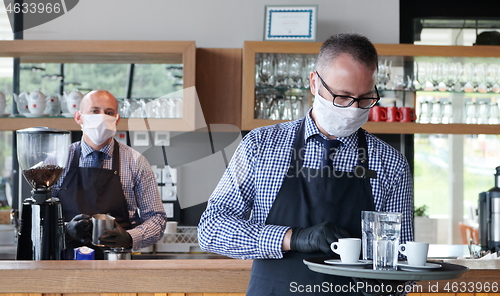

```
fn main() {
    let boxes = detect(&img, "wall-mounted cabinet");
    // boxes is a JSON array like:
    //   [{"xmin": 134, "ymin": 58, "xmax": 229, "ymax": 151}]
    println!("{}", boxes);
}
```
[
  {"xmin": 242, "ymin": 41, "xmax": 500, "ymax": 134},
  {"xmin": 0, "ymin": 40, "xmax": 201, "ymax": 131}
]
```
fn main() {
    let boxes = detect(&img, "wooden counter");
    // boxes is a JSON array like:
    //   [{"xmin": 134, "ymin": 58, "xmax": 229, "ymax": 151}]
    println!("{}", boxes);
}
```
[{"xmin": 0, "ymin": 259, "xmax": 499, "ymax": 296}]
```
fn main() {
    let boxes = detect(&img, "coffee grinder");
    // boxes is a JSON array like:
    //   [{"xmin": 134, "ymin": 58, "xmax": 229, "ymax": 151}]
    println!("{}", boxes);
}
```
[
  {"xmin": 478, "ymin": 166, "xmax": 500, "ymax": 252},
  {"xmin": 16, "ymin": 127, "xmax": 71, "ymax": 260}
]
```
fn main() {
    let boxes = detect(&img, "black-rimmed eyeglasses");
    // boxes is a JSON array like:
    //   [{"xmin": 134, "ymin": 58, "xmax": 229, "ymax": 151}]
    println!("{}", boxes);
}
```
[{"xmin": 316, "ymin": 71, "xmax": 380, "ymax": 109}]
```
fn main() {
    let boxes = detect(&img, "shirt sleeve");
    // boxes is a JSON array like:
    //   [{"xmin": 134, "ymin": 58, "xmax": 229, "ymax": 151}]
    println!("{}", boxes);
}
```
[
  {"xmin": 127, "ymin": 153, "xmax": 167, "ymax": 251},
  {"xmin": 383, "ymin": 157, "xmax": 414, "ymax": 245},
  {"xmin": 198, "ymin": 131, "xmax": 290, "ymax": 260}
]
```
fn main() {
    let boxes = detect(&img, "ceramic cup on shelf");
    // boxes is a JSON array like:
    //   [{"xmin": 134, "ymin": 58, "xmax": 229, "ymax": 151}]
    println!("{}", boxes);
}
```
[
  {"xmin": 386, "ymin": 106, "xmax": 402, "ymax": 122},
  {"xmin": 400, "ymin": 107, "xmax": 417, "ymax": 122},
  {"xmin": 369, "ymin": 106, "xmax": 387, "ymax": 122}
]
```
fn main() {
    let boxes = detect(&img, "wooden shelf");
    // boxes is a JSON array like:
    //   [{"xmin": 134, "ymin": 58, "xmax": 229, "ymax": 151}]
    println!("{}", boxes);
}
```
[
  {"xmin": 0, "ymin": 40, "xmax": 205, "ymax": 132},
  {"xmin": 0, "ymin": 40, "xmax": 195, "ymax": 64},
  {"xmin": 0, "ymin": 117, "xmax": 205, "ymax": 132},
  {"xmin": 242, "ymin": 41, "xmax": 500, "ymax": 134}
]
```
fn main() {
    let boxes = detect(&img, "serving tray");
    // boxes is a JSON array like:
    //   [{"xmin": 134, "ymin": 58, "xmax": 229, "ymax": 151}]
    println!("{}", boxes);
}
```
[{"xmin": 303, "ymin": 257, "xmax": 469, "ymax": 281}]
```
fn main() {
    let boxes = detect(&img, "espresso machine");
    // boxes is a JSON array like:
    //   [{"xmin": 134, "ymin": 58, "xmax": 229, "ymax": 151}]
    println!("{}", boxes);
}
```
[
  {"xmin": 478, "ymin": 166, "xmax": 500, "ymax": 252},
  {"xmin": 16, "ymin": 127, "xmax": 71, "ymax": 260}
]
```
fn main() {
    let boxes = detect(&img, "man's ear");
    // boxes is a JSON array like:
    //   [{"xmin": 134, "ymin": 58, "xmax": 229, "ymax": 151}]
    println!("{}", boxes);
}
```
[
  {"xmin": 309, "ymin": 71, "xmax": 318, "ymax": 96},
  {"xmin": 115, "ymin": 114, "xmax": 121, "ymax": 126},
  {"xmin": 74, "ymin": 110, "xmax": 83, "ymax": 125}
]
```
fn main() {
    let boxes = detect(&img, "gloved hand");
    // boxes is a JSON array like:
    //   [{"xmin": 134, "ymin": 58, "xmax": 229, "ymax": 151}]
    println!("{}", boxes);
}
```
[
  {"xmin": 66, "ymin": 214, "xmax": 93, "ymax": 244},
  {"xmin": 290, "ymin": 221, "xmax": 350, "ymax": 256},
  {"xmin": 352, "ymin": 278, "xmax": 408, "ymax": 296},
  {"xmin": 99, "ymin": 221, "xmax": 132, "ymax": 248}
]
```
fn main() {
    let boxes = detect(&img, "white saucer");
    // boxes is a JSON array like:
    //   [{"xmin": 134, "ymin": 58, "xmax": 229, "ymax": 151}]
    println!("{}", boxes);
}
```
[
  {"xmin": 61, "ymin": 112, "xmax": 74, "ymax": 117},
  {"xmin": 0, "ymin": 113, "xmax": 10, "ymax": 118},
  {"xmin": 398, "ymin": 261, "xmax": 442, "ymax": 272},
  {"xmin": 324, "ymin": 259, "xmax": 372, "ymax": 266},
  {"xmin": 23, "ymin": 113, "xmax": 50, "ymax": 118}
]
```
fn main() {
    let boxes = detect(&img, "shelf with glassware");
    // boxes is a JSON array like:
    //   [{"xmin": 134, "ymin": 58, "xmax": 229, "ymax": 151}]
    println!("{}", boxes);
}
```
[
  {"xmin": 242, "ymin": 41, "xmax": 500, "ymax": 134},
  {"xmin": 0, "ymin": 40, "xmax": 201, "ymax": 132}
]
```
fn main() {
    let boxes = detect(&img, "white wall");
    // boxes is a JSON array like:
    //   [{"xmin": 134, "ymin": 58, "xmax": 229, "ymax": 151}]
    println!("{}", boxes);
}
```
[{"xmin": 23, "ymin": 0, "xmax": 399, "ymax": 47}]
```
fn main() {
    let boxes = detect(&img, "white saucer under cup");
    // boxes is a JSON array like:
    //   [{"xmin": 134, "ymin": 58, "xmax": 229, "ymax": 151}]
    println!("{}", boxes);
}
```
[
  {"xmin": 330, "ymin": 238, "xmax": 361, "ymax": 264},
  {"xmin": 398, "ymin": 241, "xmax": 429, "ymax": 267}
]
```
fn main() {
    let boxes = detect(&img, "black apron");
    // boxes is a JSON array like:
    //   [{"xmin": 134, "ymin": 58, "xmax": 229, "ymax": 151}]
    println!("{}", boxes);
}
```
[
  {"xmin": 58, "ymin": 140, "xmax": 132, "ymax": 259},
  {"xmin": 247, "ymin": 120, "xmax": 375, "ymax": 295}
]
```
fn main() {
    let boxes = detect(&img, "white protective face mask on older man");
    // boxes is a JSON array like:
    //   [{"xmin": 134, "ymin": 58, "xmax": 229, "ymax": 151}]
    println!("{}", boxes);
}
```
[
  {"xmin": 80, "ymin": 113, "xmax": 118, "ymax": 145},
  {"xmin": 312, "ymin": 85, "xmax": 370, "ymax": 138}
]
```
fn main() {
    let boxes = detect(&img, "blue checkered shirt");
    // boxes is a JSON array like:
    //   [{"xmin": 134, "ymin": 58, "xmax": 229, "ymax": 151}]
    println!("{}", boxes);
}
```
[
  {"xmin": 53, "ymin": 139, "xmax": 167, "ymax": 251},
  {"xmin": 198, "ymin": 111, "xmax": 413, "ymax": 260}
]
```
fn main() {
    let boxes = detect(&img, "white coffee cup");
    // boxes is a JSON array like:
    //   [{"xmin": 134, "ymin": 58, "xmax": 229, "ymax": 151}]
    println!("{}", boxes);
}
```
[
  {"xmin": 398, "ymin": 241, "xmax": 429, "ymax": 266},
  {"xmin": 330, "ymin": 238, "xmax": 361, "ymax": 264}
]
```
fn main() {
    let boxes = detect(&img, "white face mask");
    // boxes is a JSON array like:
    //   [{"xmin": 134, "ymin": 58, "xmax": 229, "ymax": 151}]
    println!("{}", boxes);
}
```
[
  {"xmin": 312, "ymin": 87, "xmax": 369, "ymax": 138},
  {"xmin": 80, "ymin": 113, "xmax": 118, "ymax": 145}
]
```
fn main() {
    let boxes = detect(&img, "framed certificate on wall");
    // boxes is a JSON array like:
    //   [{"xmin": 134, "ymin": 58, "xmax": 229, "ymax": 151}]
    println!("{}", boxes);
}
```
[{"xmin": 264, "ymin": 5, "xmax": 317, "ymax": 41}]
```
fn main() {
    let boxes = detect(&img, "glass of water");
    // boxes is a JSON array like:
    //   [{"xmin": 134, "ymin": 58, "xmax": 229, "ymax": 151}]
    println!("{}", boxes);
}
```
[
  {"xmin": 373, "ymin": 212, "xmax": 401, "ymax": 271},
  {"xmin": 361, "ymin": 211, "xmax": 378, "ymax": 260}
]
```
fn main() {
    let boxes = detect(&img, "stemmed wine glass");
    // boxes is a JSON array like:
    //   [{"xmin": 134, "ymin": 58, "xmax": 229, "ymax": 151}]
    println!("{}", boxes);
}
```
[
  {"xmin": 288, "ymin": 54, "xmax": 303, "ymax": 88},
  {"xmin": 258, "ymin": 53, "xmax": 274, "ymax": 87},
  {"xmin": 301, "ymin": 55, "xmax": 316, "ymax": 89},
  {"xmin": 274, "ymin": 54, "xmax": 289, "ymax": 88}
]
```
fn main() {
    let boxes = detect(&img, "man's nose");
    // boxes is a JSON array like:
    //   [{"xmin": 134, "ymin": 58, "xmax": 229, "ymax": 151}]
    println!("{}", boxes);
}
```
[{"xmin": 350, "ymin": 101, "xmax": 360, "ymax": 108}]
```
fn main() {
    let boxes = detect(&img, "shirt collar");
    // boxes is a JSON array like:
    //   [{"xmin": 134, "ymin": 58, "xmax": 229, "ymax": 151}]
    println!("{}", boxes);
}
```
[
  {"xmin": 81, "ymin": 138, "xmax": 114, "ymax": 158},
  {"xmin": 304, "ymin": 107, "xmax": 359, "ymax": 150}
]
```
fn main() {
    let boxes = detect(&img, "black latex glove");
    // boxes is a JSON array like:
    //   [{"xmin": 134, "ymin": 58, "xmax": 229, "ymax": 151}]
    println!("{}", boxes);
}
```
[
  {"xmin": 99, "ymin": 221, "xmax": 132, "ymax": 248},
  {"xmin": 352, "ymin": 278, "xmax": 408, "ymax": 296},
  {"xmin": 66, "ymin": 214, "xmax": 93, "ymax": 244},
  {"xmin": 290, "ymin": 221, "xmax": 350, "ymax": 256}
]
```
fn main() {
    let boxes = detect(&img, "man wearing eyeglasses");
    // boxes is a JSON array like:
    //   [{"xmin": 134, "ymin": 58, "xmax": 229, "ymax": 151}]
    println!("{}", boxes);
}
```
[{"xmin": 199, "ymin": 33, "xmax": 413, "ymax": 295}]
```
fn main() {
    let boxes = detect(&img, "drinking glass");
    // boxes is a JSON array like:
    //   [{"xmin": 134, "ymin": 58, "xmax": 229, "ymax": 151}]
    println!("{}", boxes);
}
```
[
  {"xmin": 489, "ymin": 102, "xmax": 499, "ymax": 124},
  {"xmin": 444, "ymin": 62, "xmax": 460, "ymax": 92},
  {"xmin": 476, "ymin": 63, "xmax": 489, "ymax": 93},
  {"xmin": 268, "ymin": 98, "xmax": 280, "ymax": 120},
  {"xmin": 465, "ymin": 101, "xmax": 477, "ymax": 124},
  {"xmin": 441, "ymin": 101, "xmax": 453, "ymax": 124},
  {"xmin": 373, "ymin": 212, "xmax": 401, "ymax": 271},
  {"xmin": 418, "ymin": 100, "xmax": 431, "ymax": 124},
  {"xmin": 274, "ymin": 54, "xmax": 289, "ymax": 88},
  {"xmin": 377, "ymin": 60, "xmax": 391, "ymax": 89},
  {"xmin": 258, "ymin": 53, "xmax": 274, "ymax": 87},
  {"xmin": 281, "ymin": 95, "xmax": 293, "ymax": 120},
  {"xmin": 290, "ymin": 95, "xmax": 304, "ymax": 120},
  {"xmin": 361, "ymin": 211, "xmax": 378, "ymax": 260},
  {"xmin": 430, "ymin": 101, "xmax": 442, "ymax": 124},
  {"xmin": 463, "ymin": 63, "xmax": 479, "ymax": 92},
  {"xmin": 301, "ymin": 55, "xmax": 316, "ymax": 89},
  {"xmin": 477, "ymin": 101, "xmax": 490, "ymax": 124},
  {"xmin": 288, "ymin": 54, "xmax": 303, "ymax": 88}
]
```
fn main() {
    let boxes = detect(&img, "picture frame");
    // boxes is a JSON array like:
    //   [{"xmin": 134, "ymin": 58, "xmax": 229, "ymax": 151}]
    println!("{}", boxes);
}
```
[{"xmin": 263, "ymin": 5, "xmax": 317, "ymax": 41}]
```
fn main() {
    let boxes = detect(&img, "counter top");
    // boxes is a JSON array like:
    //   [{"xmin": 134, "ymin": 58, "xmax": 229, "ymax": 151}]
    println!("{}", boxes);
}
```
[
  {"xmin": 0, "ymin": 259, "xmax": 253, "ymax": 293},
  {"xmin": 0, "ymin": 258, "xmax": 498, "ymax": 293}
]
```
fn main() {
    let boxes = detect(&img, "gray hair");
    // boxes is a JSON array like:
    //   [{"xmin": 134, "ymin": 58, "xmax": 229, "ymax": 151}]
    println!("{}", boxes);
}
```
[{"xmin": 315, "ymin": 33, "xmax": 378, "ymax": 72}]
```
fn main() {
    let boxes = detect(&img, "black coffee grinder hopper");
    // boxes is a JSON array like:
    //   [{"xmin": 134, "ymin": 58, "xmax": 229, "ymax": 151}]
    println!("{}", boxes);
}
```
[{"xmin": 16, "ymin": 127, "xmax": 71, "ymax": 260}]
